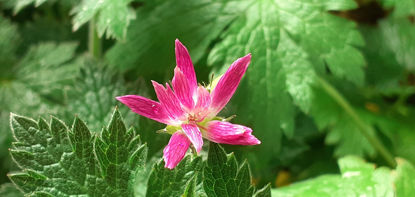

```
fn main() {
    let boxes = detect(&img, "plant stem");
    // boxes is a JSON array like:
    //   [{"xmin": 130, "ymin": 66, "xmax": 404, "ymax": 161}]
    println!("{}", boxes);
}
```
[
  {"xmin": 88, "ymin": 18, "xmax": 102, "ymax": 59},
  {"xmin": 317, "ymin": 77, "xmax": 397, "ymax": 168}
]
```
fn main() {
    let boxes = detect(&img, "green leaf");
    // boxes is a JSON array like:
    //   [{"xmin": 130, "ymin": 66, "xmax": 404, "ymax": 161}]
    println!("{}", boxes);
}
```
[
  {"xmin": 71, "ymin": 0, "xmax": 135, "ymax": 40},
  {"xmin": 106, "ymin": 0, "xmax": 247, "ymax": 74},
  {"xmin": 272, "ymin": 156, "xmax": 398, "ymax": 197},
  {"xmin": 65, "ymin": 60, "xmax": 137, "ymax": 132},
  {"xmin": 13, "ymin": 0, "xmax": 47, "ymax": 13},
  {"xmin": 0, "ymin": 183, "xmax": 24, "ymax": 197},
  {"xmin": 146, "ymin": 156, "xmax": 203, "ymax": 197},
  {"xmin": 0, "ymin": 16, "xmax": 20, "ymax": 75},
  {"xmin": 379, "ymin": 18, "xmax": 415, "ymax": 72},
  {"xmin": 8, "ymin": 108, "xmax": 147, "ymax": 196},
  {"xmin": 394, "ymin": 159, "xmax": 415, "ymax": 197},
  {"xmin": 310, "ymin": 86, "xmax": 376, "ymax": 157},
  {"xmin": 380, "ymin": 0, "xmax": 415, "ymax": 18},
  {"xmin": 208, "ymin": 0, "xmax": 362, "ymax": 176},
  {"xmin": 359, "ymin": 24, "xmax": 403, "ymax": 92},
  {"xmin": 203, "ymin": 143, "xmax": 269, "ymax": 197},
  {"xmin": 253, "ymin": 184, "xmax": 271, "ymax": 197}
]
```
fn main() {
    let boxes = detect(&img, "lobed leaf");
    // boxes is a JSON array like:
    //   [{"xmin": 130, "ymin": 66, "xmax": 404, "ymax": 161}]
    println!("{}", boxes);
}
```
[
  {"xmin": 8, "ymin": 108, "xmax": 147, "ymax": 196},
  {"xmin": 203, "ymin": 143, "xmax": 270, "ymax": 197}
]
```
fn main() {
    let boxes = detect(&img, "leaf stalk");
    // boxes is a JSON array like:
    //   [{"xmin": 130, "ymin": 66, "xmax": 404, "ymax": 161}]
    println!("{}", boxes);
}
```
[{"xmin": 317, "ymin": 77, "xmax": 396, "ymax": 168}]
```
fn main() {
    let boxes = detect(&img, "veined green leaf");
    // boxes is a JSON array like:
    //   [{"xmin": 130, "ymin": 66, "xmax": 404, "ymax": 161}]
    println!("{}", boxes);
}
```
[
  {"xmin": 65, "ymin": 60, "xmax": 137, "ymax": 132},
  {"xmin": 8, "ymin": 109, "xmax": 147, "ymax": 196},
  {"xmin": 71, "ymin": 0, "xmax": 135, "ymax": 40},
  {"xmin": 146, "ymin": 156, "xmax": 203, "ymax": 197},
  {"xmin": 203, "ymin": 143, "xmax": 270, "ymax": 197},
  {"xmin": 106, "ymin": 0, "xmax": 248, "ymax": 75},
  {"xmin": 208, "ymin": 0, "xmax": 362, "ymax": 176},
  {"xmin": 271, "ymin": 156, "xmax": 415, "ymax": 197}
]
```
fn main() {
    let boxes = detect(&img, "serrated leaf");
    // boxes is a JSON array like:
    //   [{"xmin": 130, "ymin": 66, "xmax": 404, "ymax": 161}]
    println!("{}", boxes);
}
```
[
  {"xmin": 272, "ymin": 156, "xmax": 397, "ymax": 197},
  {"xmin": 203, "ymin": 143, "xmax": 269, "ymax": 197},
  {"xmin": 65, "ymin": 60, "xmax": 137, "ymax": 132},
  {"xmin": 253, "ymin": 184, "xmax": 271, "ymax": 197},
  {"xmin": 106, "ymin": 0, "xmax": 247, "ymax": 74},
  {"xmin": 13, "ymin": 0, "xmax": 47, "ymax": 13},
  {"xmin": 146, "ymin": 156, "xmax": 203, "ymax": 197},
  {"xmin": 71, "ymin": 0, "xmax": 135, "ymax": 40},
  {"xmin": 208, "ymin": 0, "xmax": 362, "ymax": 177},
  {"xmin": 8, "ymin": 108, "xmax": 147, "ymax": 196},
  {"xmin": 310, "ymin": 86, "xmax": 376, "ymax": 157}
]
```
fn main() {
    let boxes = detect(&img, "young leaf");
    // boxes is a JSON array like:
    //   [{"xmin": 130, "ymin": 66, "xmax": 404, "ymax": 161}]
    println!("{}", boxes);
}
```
[
  {"xmin": 203, "ymin": 143, "xmax": 270, "ymax": 197},
  {"xmin": 146, "ymin": 156, "xmax": 203, "ymax": 197},
  {"xmin": 271, "ymin": 156, "xmax": 402, "ymax": 197},
  {"xmin": 71, "ymin": 0, "xmax": 135, "ymax": 40},
  {"xmin": 8, "ymin": 108, "xmax": 147, "ymax": 196},
  {"xmin": 106, "ymin": 0, "xmax": 248, "ymax": 74}
]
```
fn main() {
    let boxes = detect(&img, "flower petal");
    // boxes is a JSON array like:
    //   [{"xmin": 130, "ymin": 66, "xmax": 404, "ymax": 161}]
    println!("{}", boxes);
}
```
[
  {"xmin": 210, "ymin": 54, "xmax": 251, "ymax": 116},
  {"xmin": 152, "ymin": 81, "xmax": 185, "ymax": 122},
  {"xmin": 182, "ymin": 124, "xmax": 203, "ymax": 153},
  {"xmin": 172, "ymin": 67, "xmax": 195, "ymax": 110},
  {"xmin": 116, "ymin": 95, "xmax": 171, "ymax": 124},
  {"xmin": 163, "ymin": 131, "xmax": 191, "ymax": 169},
  {"xmin": 195, "ymin": 86, "xmax": 211, "ymax": 110},
  {"xmin": 206, "ymin": 120, "xmax": 260, "ymax": 145},
  {"xmin": 175, "ymin": 39, "xmax": 197, "ymax": 90}
]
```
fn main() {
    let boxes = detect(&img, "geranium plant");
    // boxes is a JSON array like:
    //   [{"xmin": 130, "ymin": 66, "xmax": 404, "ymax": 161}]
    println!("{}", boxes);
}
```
[{"xmin": 1, "ymin": 0, "xmax": 415, "ymax": 196}]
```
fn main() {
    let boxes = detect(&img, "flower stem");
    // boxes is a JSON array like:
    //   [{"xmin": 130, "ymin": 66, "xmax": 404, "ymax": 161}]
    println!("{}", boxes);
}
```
[
  {"xmin": 88, "ymin": 18, "xmax": 102, "ymax": 59},
  {"xmin": 317, "ymin": 77, "xmax": 396, "ymax": 168}
]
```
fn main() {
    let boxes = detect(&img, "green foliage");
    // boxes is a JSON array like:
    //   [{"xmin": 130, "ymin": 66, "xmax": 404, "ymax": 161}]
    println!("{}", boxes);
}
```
[
  {"xmin": 380, "ymin": 0, "xmax": 415, "ymax": 18},
  {"xmin": 106, "ymin": 0, "xmax": 247, "ymax": 75},
  {"xmin": 203, "ymin": 143, "xmax": 270, "ymax": 197},
  {"xmin": 72, "ymin": 0, "xmax": 135, "ymax": 40},
  {"xmin": 65, "ymin": 61, "xmax": 137, "ymax": 132},
  {"xmin": 146, "ymin": 156, "xmax": 203, "ymax": 197},
  {"xmin": 272, "ymin": 156, "xmax": 415, "ymax": 197},
  {"xmin": 8, "ymin": 109, "xmax": 147, "ymax": 196},
  {"xmin": 208, "ymin": 0, "xmax": 364, "ymax": 176},
  {"xmin": 2, "ymin": 0, "xmax": 415, "ymax": 195}
]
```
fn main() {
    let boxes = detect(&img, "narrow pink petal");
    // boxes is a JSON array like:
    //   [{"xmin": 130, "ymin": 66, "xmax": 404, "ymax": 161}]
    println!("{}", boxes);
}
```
[
  {"xmin": 116, "ymin": 95, "xmax": 171, "ymax": 124},
  {"xmin": 172, "ymin": 67, "xmax": 195, "ymax": 110},
  {"xmin": 163, "ymin": 132, "xmax": 191, "ymax": 169},
  {"xmin": 175, "ymin": 39, "xmax": 197, "ymax": 90},
  {"xmin": 182, "ymin": 124, "xmax": 203, "ymax": 153},
  {"xmin": 152, "ymin": 81, "xmax": 185, "ymax": 121},
  {"xmin": 195, "ymin": 86, "xmax": 211, "ymax": 110},
  {"xmin": 210, "ymin": 54, "xmax": 251, "ymax": 116},
  {"xmin": 206, "ymin": 120, "xmax": 260, "ymax": 145}
]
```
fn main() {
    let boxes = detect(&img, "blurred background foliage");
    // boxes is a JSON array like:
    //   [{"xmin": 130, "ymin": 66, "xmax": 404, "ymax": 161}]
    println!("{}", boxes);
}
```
[{"xmin": 0, "ymin": 0, "xmax": 414, "ymax": 192}]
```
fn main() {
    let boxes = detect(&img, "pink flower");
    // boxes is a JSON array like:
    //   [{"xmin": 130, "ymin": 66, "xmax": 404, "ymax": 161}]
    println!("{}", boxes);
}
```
[{"xmin": 117, "ymin": 39, "xmax": 260, "ymax": 169}]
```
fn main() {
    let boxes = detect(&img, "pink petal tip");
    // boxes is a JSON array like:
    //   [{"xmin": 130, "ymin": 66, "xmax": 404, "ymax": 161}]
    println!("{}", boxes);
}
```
[{"xmin": 206, "ymin": 120, "xmax": 260, "ymax": 145}]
